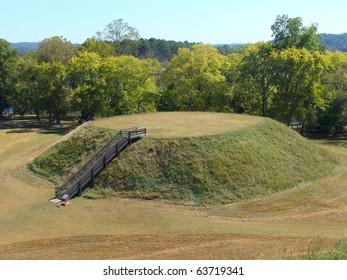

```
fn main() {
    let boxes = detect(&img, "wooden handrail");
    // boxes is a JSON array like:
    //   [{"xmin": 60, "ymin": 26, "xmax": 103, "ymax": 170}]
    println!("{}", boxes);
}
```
[{"xmin": 55, "ymin": 127, "xmax": 146, "ymax": 199}]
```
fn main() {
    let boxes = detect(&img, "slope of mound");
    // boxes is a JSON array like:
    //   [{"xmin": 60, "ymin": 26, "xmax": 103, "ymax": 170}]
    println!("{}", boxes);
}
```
[
  {"xmin": 28, "ymin": 123, "xmax": 114, "ymax": 184},
  {"xmin": 90, "ymin": 117, "xmax": 339, "ymax": 204},
  {"xmin": 29, "ymin": 113, "xmax": 339, "ymax": 204}
]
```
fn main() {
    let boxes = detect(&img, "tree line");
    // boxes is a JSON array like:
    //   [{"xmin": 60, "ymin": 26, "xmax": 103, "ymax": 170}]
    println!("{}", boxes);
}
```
[{"xmin": 1, "ymin": 15, "xmax": 346, "ymax": 133}]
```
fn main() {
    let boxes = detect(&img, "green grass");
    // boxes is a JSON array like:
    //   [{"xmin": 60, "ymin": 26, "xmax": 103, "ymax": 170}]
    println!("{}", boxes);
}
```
[
  {"xmin": 28, "ymin": 123, "xmax": 114, "ymax": 184},
  {"xmin": 92, "ymin": 118, "xmax": 339, "ymax": 204},
  {"xmin": 29, "ymin": 113, "xmax": 340, "ymax": 205},
  {"xmin": 302, "ymin": 240, "xmax": 347, "ymax": 260}
]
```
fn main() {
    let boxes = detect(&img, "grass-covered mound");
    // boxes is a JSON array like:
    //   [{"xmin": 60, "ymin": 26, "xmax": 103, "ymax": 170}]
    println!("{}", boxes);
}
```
[
  {"xmin": 91, "ymin": 118, "xmax": 338, "ymax": 204},
  {"xmin": 28, "ymin": 123, "xmax": 114, "ymax": 184},
  {"xmin": 29, "ymin": 113, "xmax": 339, "ymax": 205}
]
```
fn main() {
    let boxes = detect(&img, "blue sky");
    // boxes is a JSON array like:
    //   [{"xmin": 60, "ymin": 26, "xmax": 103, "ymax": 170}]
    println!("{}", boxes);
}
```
[{"xmin": 1, "ymin": 0, "xmax": 346, "ymax": 43}]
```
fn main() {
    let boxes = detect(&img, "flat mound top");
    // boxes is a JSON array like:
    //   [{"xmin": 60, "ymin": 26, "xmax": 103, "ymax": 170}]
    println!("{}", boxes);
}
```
[{"xmin": 94, "ymin": 112, "xmax": 265, "ymax": 138}]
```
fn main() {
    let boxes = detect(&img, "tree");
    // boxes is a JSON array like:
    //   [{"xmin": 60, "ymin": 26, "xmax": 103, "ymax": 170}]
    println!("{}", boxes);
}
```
[
  {"xmin": 0, "ymin": 39, "xmax": 18, "ymax": 117},
  {"xmin": 236, "ymin": 42, "xmax": 276, "ymax": 116},
  {"xmin": 318, "ymin": 51, "xmax": 347, "ymax": 133},
  {"xmin": 36, "ymin": 36, "xmax": 75, "ymax": 64},
  {"xmin": 45, "ymin": 62, "xmax": 69, "ymax": 124},
  {"xmin": 17, "ymin": 58, "xmax": 51, "ymax": 120},
  {"xmin": 271, "ymin": 15, "xmax": 323, "ymax": 52},
  {"xmin": 14, "ymin": 56, "xmax": 37, "ymax": 116},
  {"xmin": 270, "ymin": 48, "xmax": 327, "ymax": 129},
  {"xmin": 15, "ymin": 56, "xmax": 70, "ymax": 123},
  {"xmin": 113, "ymin": 39, "xmax": 140, "ymax": 57},
  {"xmin": 163, "ymin": 44, "xmax": 231, "ymax": 111},
  {"xmin": 101, "ymin": 56, "xmax": 161, "ymax": 116},
  {"xmin": 78, "ymin": 38, "xmax": 114, "ymax": 58},
  {"xmin": 95, "ymin": 19, "xmax": 140, "ymax": 42},
  {"xmin": 68, "ymin": 51, "xmax": 105, "ymax": 119}
]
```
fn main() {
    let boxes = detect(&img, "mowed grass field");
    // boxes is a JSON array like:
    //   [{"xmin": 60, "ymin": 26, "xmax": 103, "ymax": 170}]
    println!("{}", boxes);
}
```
[{"xmin": 0, "ymin": 112, "xmax": 346, "ymax": 259}]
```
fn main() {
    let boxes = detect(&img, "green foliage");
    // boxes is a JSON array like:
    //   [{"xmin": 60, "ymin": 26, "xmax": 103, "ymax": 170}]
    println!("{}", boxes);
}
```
[
  {"xmin": 0, "ymin": 39, "xmax": 19, "ymax": 116},
  {"xmin": 235, "ymin": 42, "xmax": 276, "ymax": 116},
  {"xmin": 163, "ymin": 44, "xmax": 232, "ymax": 112},
  {"xmin": 16, "ymin": 57, "xmax": 50, "ymax": 119},
  {"xmin": 107, "ymin": 38, "xmax": 196, "ymax": 61},
  {"xmin": 68, "ymin": 51, "xmax": 105, "ymax": 118},
  {"xmin": 78, "ymin": 38, "xmax": 115, "ymax": 58},
  {"xmin": 304, "ymin": 240, "xmax": 347, "ymax": 260},
  {"xmin": 271, "ymin": 15, "xmax": 323, "ymax": 52},
  {"xmin": 44, "ymin": 62, "xmax": 70, "ymax": 123},
  {"xmin": 3, "ymin": 14, "xmax": 347, "ymax": 134},
  {"xmin": 318, "ymin": 51, "xmax": 347, "ymax": 133},
  {"xmin": 15, "ymin": 56, "xmax": 70, "ymax": 122},
  {"xmin": 318, "ymin": 92, "xmax": 347, "ymax": 133},
  {"xmin": 100, "ymin": 55, "xmax": 161, "ymax": 115},
  {"xmin": 270, "ymin": 48, "xmax": 327, "ymax": 125},
  {"xmin": 36, "ymin": 36, "xmax": 75, "ymax": 65},
  {"xmin": 67, "ymin": 51, "xmax": 161, "ymax": 118}
]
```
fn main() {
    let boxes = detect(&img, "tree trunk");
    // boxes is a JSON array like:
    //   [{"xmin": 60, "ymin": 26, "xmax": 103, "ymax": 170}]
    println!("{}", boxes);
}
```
[
  {"xmin": 262, "ymin": 94, "xmax": 268, "ymax": 117},
  {"xmin": 49, "ymin": 113, "xmax": 54, "ymax": 122},
  {"xmin": 300, "ymin": 120, "xmax": 306, "ymax": 135},
  {"xmin": 55, "ymin": 116, "xmax": 61, "ymax": 125}
]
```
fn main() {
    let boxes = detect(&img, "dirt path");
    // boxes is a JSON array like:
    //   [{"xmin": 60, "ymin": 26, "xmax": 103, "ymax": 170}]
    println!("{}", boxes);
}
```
[{"xmin": 0, "ymin": 127, "xmax": 346, "ymax": 259}]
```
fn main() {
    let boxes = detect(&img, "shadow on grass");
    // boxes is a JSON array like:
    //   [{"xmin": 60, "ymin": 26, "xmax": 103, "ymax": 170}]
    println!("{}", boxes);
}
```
[
  {"xmin": 6, "ymin": 128, "xmax": 35, "ymax": 134},
  {"xmin": 303, "ymin": 130, "xmax": 347, "ymax": 149},
  {"xmin": 1, "ymin": 118, "xmax": 78, "ymax": 136}
]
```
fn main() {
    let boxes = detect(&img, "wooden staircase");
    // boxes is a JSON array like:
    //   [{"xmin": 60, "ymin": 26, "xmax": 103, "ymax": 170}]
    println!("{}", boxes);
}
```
[{"xmin": 55, "ymin": 127, "xmax": 146, "ymax": 200}]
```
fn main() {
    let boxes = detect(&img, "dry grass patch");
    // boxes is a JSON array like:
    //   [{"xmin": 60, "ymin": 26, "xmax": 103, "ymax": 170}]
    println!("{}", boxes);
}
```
[{"xmin": 93, "ymin": 112, "xmax": 265, "ymax": 138}]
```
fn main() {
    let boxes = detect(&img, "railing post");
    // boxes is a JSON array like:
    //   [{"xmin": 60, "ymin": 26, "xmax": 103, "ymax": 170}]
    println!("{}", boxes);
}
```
[
  {"xmin": 116, "ymin": 143, "xmax": 119, "ymax": 156},
  {"xmin": 103, "ymin": 155, "xmax": 107, "ymax": 167},
  {"xmin": 128, "ymin": 132, "xmax": 132, "ymax": 145},
  {"xmin": 90, "ymin": 168, "xmax": 94, "ymax": 188},
  {"xmin": 78, "ymin": 182, "xmax": 82, "ymax": 196}
]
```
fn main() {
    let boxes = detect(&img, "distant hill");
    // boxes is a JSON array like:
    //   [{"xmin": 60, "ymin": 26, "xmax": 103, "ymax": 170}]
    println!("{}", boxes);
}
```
[
  {"xmin": 10, "ymin": 34, "xmax": 347, "ymax": 54},
  {"xmin": 320, "ymin": 33, "xmax": 347, "ymax": 52},
  {"xmin": 10, "ymin": 42, "xmax": 39, "ymax": 52},
  {"xmin": 10, "ymin": 42, "xmax": 79, "ymax": 53}
]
